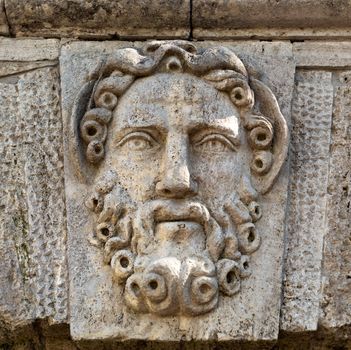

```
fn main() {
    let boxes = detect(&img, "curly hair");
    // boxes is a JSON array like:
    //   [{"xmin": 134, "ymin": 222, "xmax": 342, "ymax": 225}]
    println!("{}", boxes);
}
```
[{"xmin": 78, "ymin": 41, "xmax": 275, "ymax": 179}]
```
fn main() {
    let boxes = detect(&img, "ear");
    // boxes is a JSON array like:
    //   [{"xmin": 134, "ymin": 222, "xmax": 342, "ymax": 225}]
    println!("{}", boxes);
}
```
[{"xmin": 248, "ymin": 78, "xmax": 289, "ymax": 194}]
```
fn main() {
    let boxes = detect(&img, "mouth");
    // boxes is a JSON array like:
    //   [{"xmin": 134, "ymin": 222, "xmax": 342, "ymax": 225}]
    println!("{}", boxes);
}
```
[
  {"xmin": 155, "ymin": 220, "xmax": 202, "ymax": 231},
  {"xmin": 156, "ymin": 218, "xmax": 198, "ymax": 224},
  {"xmin": 152, "ymin": 200, "xmax": 210, "ymax": 226}
]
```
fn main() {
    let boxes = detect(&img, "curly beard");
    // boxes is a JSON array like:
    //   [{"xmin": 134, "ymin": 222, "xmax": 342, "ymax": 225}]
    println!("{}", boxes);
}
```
[{"xmin": 86, "ymin": 170, "xmax": 262, "ymax": 316}]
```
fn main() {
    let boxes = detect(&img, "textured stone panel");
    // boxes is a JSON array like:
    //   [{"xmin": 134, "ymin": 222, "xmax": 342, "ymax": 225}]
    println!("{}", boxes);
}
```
[
  {"xmin": 0, "ymin": 67, "xmax": 68, "ymax": 333},
  {"xmin": 61, "ymin": 41, "xmax": 294, "ymax": 342},
  {"xmin": 281, "ymin": 70, "xmax": 334, "ymax": 331},
  {"xmin": 320, "ymin": 71, "xmax": 351, "ymax": 329},
  {"xmin": 5, "ymin": 0, "xmax": 190, "ymax": 39},
  {"xmin": 0, "ymin": 80, "xmax": 30, "ymax": 330}
]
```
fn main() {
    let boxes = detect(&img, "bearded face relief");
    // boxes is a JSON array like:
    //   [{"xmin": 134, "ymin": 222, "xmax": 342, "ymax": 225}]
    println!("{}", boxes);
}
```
[{"xmin": 73, "ymin": 41, "xmax": 289, "ymax": 318}]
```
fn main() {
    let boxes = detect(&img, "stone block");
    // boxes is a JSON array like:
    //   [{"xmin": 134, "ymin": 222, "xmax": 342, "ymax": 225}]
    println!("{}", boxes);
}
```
[
  {"xmin": 193, "ymin": 0, "xmax": 351, "ymax": 39},
  {"xmin": 61, "ymin": 40, "xmax": 294, "ymax": 341},
  {"xmin": 293, "ymin": 41, "xmax": 351, "ymax": 68},
  {"xmin": 0, "ymin": 38, "xmax": 59, "ymax": 61},
  {"xmin": 0, "ymin": 65, "xmax": 68, "ymax": 339},
  {"xmin": 320, "ymin": 71, "xmax": 351, "ymax": 329},
  {"xmin": 5, "ymin": 0, "xmax": 190, "ymax": 39},
  {"xmin": 281, "ymin": 70, "xmax": 334, "ymax": 331}
]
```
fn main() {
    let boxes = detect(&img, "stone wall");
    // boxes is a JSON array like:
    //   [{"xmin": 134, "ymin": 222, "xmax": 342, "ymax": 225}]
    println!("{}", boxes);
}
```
[{"xmin": 0, "ymin": 1, "xmax": 350, "ymax": 349}]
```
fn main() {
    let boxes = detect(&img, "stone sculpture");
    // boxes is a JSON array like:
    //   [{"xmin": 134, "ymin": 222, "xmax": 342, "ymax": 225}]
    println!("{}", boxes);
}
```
[{"xmin": 69, "ymin": 41, "xmax": 289, "ymax": 317}]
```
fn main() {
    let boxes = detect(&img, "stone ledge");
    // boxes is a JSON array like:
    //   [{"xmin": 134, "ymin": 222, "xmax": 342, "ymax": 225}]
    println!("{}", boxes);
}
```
[
  {"xmin": 4, "ymin": 0, "xmax": 190, "ymax": 39},
  {"xmin": 193, "ymin": 0, "xmax": 351, "ymax": 39}
]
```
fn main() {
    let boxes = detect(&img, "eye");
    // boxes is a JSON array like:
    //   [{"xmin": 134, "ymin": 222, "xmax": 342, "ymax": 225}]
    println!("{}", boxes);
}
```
[
  {"xmin": 117, "ymin": 131, "xmax": 158, "ymax": 152},
  {"xmin": 193, "ymin": 134, "xmax": 236, "ymax": 153}
]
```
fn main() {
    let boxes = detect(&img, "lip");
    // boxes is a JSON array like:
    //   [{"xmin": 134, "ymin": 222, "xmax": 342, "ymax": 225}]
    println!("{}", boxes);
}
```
[
  {"xmin": 154, "ymin": 211, "xmax": 204, "ymax": 224},
  {"xmin": 152, "ymin": 201, "xmax": 209, "ymax": 226},
  {"xmin": 155, "ymin": 219, "xmax": 201, "ymax": 227},
  {"xmin": 155, "ymin": 217, "xmax": 199, "ymax": 223}
]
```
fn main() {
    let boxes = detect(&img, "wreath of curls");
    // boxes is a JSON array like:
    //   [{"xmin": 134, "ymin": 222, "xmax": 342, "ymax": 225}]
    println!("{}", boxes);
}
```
[{"xmin": 79, "ymin": 41, "xmax": 274, "ymax": 176}]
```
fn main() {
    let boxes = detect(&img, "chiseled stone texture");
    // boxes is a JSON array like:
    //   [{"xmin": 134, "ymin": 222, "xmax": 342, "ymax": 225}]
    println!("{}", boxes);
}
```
[
  {"xmin": 320, "ymin": 71, "xmax": 351, "ymax": 329},
  {"xmin": 281, "ymin": 70, "xmax": 334, "ymax": 331},
  {"xmin": 5, "ymin": 0, "xmax": 190, "ymax": 39},
  {"xmin": 61, "ymin": 40, "xmax": 294, "ymax": 342},
  {"xmin": 0, "ymin": 63, "xmax": 68, "ymax": 340}
]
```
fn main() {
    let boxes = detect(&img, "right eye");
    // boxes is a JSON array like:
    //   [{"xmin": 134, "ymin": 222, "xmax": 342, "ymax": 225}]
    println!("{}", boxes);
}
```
[{"xmin": 117, "ymin": 131, "xmax": 159, "ymax": 152}]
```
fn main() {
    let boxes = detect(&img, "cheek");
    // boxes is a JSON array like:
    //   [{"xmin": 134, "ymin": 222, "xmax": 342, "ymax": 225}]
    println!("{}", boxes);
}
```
[
  {"xmin": 106, "ymin": 153, "xmax": 162, "ymax": 202},
  {"xmin": 190, "ymin": 150, "xmax": 249, "ymax": 202}
]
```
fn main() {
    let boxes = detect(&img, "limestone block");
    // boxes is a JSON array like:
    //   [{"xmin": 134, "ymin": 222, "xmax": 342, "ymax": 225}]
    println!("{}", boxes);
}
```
[
  {"xmin": 61, "ymin": 40, "xmax": 294, "ymax": 341},
  {"xmin": 5, "ymin": 0, "xmax": 190, "ymax": 39},
  {"xmin": 0, "ymin": 38, "xmax": 59, "ymax": 61},
  {"xmin": 294, "ymin": 41, "xmax": 351, "ymax": 68},
  {"xmin": 0, "ymin": 66, "xmax": 68, "ymax": 338},
  {"xmin": 281, "ymin": 70, "xmax": 334, "ymax": 331},
  {"xmin": 320, "ymin": 71, "xmax": 351, "ymax": 329},
  {"xmin": 193, "ymin": 0, "xmax": 351, "ymax": 39},
  {"xmin": 0, "ymin": 61, "xmax": 57, "ymax": 78},
  {"xmin": 0, "ymin": 0, "xmax": 9, "ymax": 36}
]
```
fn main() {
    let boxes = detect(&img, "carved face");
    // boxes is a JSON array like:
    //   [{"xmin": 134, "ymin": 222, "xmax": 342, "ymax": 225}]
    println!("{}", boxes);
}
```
[
  {"xmin": 86, "ymin": 73, "xmax": 263, "ymax": 316},
  {"xmin": 104, "ymin": 73, "xmax": 248, "ymax": 205},
  {"xmin": 76, "ymin": 42, "xmax": 288, "ymax": 318}
]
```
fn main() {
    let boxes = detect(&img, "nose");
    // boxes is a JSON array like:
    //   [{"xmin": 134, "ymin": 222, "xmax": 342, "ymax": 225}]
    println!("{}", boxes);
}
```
[{"xmin": 156, "ymin": 134, "xmax": 197, "ymax": 198}]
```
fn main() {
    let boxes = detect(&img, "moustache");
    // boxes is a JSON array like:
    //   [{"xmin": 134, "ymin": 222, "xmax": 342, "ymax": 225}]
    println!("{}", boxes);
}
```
[{"xmin": 132, "ymin": 199, "xmax": 224, "ymax": 261}]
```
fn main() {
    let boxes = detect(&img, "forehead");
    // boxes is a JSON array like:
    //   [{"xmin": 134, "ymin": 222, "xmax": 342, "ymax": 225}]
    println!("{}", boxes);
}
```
[{"xmin": 112, "ymin": 73, "xmax": 240, "ymax": 130}]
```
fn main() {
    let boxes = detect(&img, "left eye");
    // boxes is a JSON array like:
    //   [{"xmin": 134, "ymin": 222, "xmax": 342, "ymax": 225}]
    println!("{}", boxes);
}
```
[
  {"xmin": 193, "ymin": 134, "xmax": 235, "ymax": 153},
  {"xmin": 117, "ymin": 132, "xmax": 158, "ymax": 151}
]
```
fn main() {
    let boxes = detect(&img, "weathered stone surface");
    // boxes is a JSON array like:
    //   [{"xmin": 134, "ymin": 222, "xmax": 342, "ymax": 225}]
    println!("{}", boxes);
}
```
[
  {"xmin": 61, "ymin": 40, "xmax": 293, "ymax": 341},
  {"xmin": 0, "ymin": 61, "xmax": 57, "ymax": 77},
  {"xmin": 0, "ymin": 78, "xmax": 28, "ymax": 332},
  {"xmin": 5, "ymin": 0, "xmax": 190, "ymax": 39},
  {"xmin": 0, "ymin": 66, "xmax": 68, "ymax": 339},
  {"xmin": 0, "ymin": 36, "xmax": 350, "ymax": 348},
  {"xmin": 202, "ymin": 41, "xmax": 294, "ymax": 120},
  {"xmin": 320, "ymin": 71, "xmax": 351, "ymax": 329},
  {"xmin": 293, "ymin": 41, "xmax": 351, "ymax": 68},
  {"xmin": 281, "ymin": 70, "xmax": 334, "ymax": 331},
  {"xmin": 193, "ymin": 0, "xmax": 351, "ymax": 39},
  {"xmin": 3, "ymin": 321, "xmax": 351, "ymax": 349},
  {"xmin": 0, "ymin": 0, "xmax": 9, "ymax": 36},
  {"xmin": 0, "ymin": 38, "xmax": 59, "ymax": 61}
]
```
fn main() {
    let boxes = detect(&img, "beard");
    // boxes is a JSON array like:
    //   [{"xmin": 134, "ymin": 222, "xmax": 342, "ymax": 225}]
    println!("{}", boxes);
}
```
[{"xmin": 86, "ymin": 170, "xmax": 262, "ymax": 316}]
